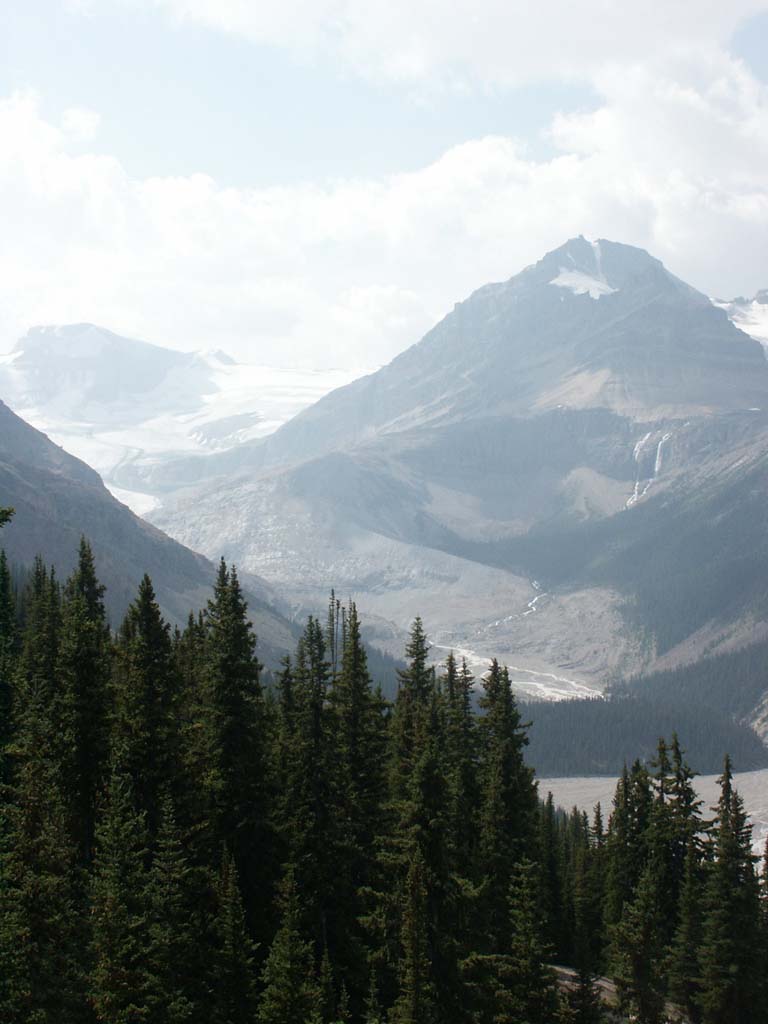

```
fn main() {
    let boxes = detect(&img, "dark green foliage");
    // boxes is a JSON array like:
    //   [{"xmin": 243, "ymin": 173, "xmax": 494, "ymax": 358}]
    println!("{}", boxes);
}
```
[
  {"xmin": 111, "ymin": 575, "xmax": 181, "ymax": 837},
  {"xmin": 697, "ymin": 757, "xmax": 763, "ymax": 1024},
  {"xmin": 0, "ymin": 711, "xmax": 87, "ymax": 1022},
  {"xmin": 258, "ymin": 867, "xmax": 320, "ymax": 1024},
  {"xmin": 389, "ymin": 848, "xmax": 437, "ymax": 1024},
  {"xmin": 210, "ymin": 850, "xmax": 260, "ymax": 1024},
  {"xmin": 610, "ymin": 863, "xmax": 666, "ymax": 1024},
  {"xmin": 58, "ymin": 538, "xmax": 112, "ymax": 863},
  {"xmin": 0, "ymin": 507, "xmax": 12, "ymax": 529},
  {"xmin": 525, "ymin": 694, "xmax": 768, "ymax": 775},
  {"xmin": 89, "ymin": 773, "xmax": 152, "ymax": 1023},
  {"xmin": 196, "ymin": 560, "xmax": 272, "ymax": 943},
  {"xmin": 2, "ymin": 538, "xmax": 766, "ymax": 1024},
  {"xmin": 477, "ymin": 659, "xmax": 537, "ymax": 952}
]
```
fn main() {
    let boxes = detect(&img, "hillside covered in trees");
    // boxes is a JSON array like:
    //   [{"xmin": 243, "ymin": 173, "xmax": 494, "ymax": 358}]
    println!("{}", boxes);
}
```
[{"xmin": 1, "ymin": 527, "xmax": 767, "ymax": 1023}]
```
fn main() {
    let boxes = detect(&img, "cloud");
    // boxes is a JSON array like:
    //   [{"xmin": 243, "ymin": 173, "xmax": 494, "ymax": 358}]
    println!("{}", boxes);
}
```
[
  {"xmin": 1, "ymin": 47, "xmax": 767, "ymax": 366},
  {"xmin": 135, "ymin": 0, "xmax": 767, "ymax": 88},
  {"xmin": 61, "ymin": 106, "xmax": 102, "ymax": 141}
]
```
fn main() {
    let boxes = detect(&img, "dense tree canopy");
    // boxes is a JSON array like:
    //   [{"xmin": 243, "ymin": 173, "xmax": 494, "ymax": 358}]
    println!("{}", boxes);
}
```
[{"xmin": 0, "ymin": 538, "xmax": 766, "ymax": 1023}]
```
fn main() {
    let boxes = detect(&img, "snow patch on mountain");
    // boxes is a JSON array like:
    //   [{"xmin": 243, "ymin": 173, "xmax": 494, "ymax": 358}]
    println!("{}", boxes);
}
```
[
  {"xmin": 718, "ymin": 292, "xmax": 768, "ymax": 349},
  {"xmin": 549, "ymin": 269, "xmax": 618, "ymax": 299},
  {"xmin": 0, "ymin": 324, "xmax": 367, "ymax": 515}
]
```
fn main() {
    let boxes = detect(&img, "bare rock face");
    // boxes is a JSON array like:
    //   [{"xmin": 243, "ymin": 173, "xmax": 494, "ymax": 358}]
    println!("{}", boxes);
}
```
[{"xmin": 151, "ymin": 239, "xmax": 768, "ymax": 701}]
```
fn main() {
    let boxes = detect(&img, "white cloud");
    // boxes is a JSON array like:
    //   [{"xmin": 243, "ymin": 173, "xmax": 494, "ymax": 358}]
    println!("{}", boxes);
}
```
[
  {"xmin": 1, "ymin": 46, "xmax": 767, "ymax": 365},
  {"xmin": 61, "ymin": 106, "xmax": 102, "ymax": 141},
  {"xmin": 135, "ymin": 0, "xmax": 767, "ymax": 88}
]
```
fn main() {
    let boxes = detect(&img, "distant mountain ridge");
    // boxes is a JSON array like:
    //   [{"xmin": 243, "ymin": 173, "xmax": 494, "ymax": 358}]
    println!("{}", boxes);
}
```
[
  {"xmin": 0, "ymin": 399, "xmax": 296, "ymax": 665},
  {"xmin": 148, "ymin": 239, "xmax": 768, "ymax": 722},
  {"xmin": 0, "ymin": 324, "xmax": 363, "ymax": 514}
]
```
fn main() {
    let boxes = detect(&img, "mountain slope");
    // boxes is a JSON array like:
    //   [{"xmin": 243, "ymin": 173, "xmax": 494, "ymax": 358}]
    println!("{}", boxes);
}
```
[
  {"xmin": 0, "ymin": 323, "xmax": 363, "ymax": 514},
  {"xmin": 150, "ymin": 238, "xmax": 768, "ymax": 711},
  {"xmin": 0, "ymin": 399, "xmax": 295, "ymax": 664}
]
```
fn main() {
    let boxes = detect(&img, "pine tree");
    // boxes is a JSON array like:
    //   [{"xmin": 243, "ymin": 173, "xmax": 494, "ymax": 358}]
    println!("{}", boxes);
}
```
[
  {"xmin": 325, "ymin": 601, "xmax": 388, "ymax": 1004},
  {"xmin": 0, "ymin": 708, "xmax": 87, "ymax": 1022},
  {"xmin": 667, "ymin": 842, "xmax": 703, "ymax": 1024},
  {"xmin": 258, "ymin": 866, "xmax": 321, "ymax": 1024},
  {"xmin": 144, "ymin": 794, "xmax": 199, "ymax": 1023},
  {"xmin": 610, "ymin": 861, "xmax": 666, "ymax": 1024},
  {"xmin": 443, "ymin": 655, "xmax": 478, "ymax": 873},
  {"xmin": 492, "ymin": 858, "xmax": 560, "ymax": 1024},
  {"xmin": 0, "ymin": 507, "xmax": 13, "ymax": 528},
  {"xmin": 390, "ymin": 618, "xmax": 433, "ymax": 793},
  {"xmin": 111, "ymin": 575, "xmax": 181, "ymax": 837},
  {"xmin": 197, "ymin": 560, "xmax": 272, "ymax": 942},
  {"xmin": 89, "ymin": 773, "xmax": 151, "ymax": 1023},
  {"xmin": 697, "ymin": 756, "xmax": 762, "ymax": 1024},
  {"xmin": 210, "ymin": 849, "xmax": 260, "ymax": 1024},
  {"xmin": 0, "ymin": 548, "xmax": 17, "ymax": 768},
  {"xmin": 57, "ymin": 538, "xmax": 112, "ymax": 863},
  {"xmin": 604, "ymin": 761, "xmax": 652, "ymax": 930},
  {"xmin": 477, "ymin": 660, "xmax": 537, "ymax": 952},
  {"xmin": 389, "ymin": 847, "xmax": 437, "ymax": 1024}
]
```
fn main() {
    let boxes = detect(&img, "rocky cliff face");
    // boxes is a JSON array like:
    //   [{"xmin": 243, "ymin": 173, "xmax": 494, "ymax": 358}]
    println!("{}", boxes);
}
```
[{"xmin": 145, "ymin": 239, "xmax": 768, "ymax": 705}]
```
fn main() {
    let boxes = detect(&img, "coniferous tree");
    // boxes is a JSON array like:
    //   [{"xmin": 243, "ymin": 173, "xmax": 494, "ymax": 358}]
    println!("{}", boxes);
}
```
[
  {"xmin": 197, "ymin": 560, "xmax": 272, "ymax": 941},
  {"xmin": 89, "ymin": 773, "xmax": 151, "ymax": 1023},
  {"xmin": 667, "ymin": 842, "xmax": 704, "ymax": 1023},
  {"xmin": 111, "ymin": 575, "xmax": 181, "ymax": 837},
  {"xmin": 144, "ymin": 794, "xmax": 199, "ymax": 1024},
  {"xmin": 211, "ymin": 849, "xmax": 260, "ymax": 1024},
  {"xmin": 0, "ymin": 702, "xmax": 87, "ymax": 1022},
  {"xmin": 0, "ymin": 548, "xmax": 17, "ymax": 767},
  {"xmin": 477, "ymin": 660, "xmax": 537, "ymax": 952},
  {"xmin": 389, "ymin": 847, "xmax": 437, "ymax": 1024},
  {"xmin": 604, "ymin": 761, "xmax": 652, "ymax": 930},
  {"xmin": 494, "ymin": 858, "xmax": 561, "ymax": 1024},
  {"xmin": 610, "ymin": 861, "xmax": 666, "ymax": 1024},
  {"xmin": 57, "ymin": 538, "xmax": 112, "ymax": 863},
  {"xmin": 325, "ymin": 601, "xmax": 388, "ymax": 1004},
  {"xmin": 258, "ymin": 866, "xmax": 321, "ymax": 1024},
  {"xmin": 697, "ymin": 756, "xmax": 762, "ymax": 1024}
]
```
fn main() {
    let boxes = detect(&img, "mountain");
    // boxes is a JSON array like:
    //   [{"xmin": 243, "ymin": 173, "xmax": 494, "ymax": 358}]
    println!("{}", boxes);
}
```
[
  {"xmin": 0, "ymin": 324, "xmax": 364, "ymax": 514},
  {"xmin": 150, "ymin": 238, "xmax": 768, "ymax": 720},
  {"xmin": 0, "ymin": 399, "xmax": 296, "ymax": 665},
  {"xmin": 715, "ymin": 289, "xmax": 768, "ymax": 348}
]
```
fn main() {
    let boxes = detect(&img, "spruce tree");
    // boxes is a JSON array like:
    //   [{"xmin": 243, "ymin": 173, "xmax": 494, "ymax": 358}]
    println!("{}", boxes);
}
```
[
  {"xmin": 490, "ymin": 858, "xmax": 560, "ymax": 1024},
  {"xmin": 610, "ymin": 861, "xmax": 666, "ymax": 1024},
  {"xmin": 57, "ymin": 538, "xmax": 111, "ymax": 863},
  {"xmin": 210, "ymin": 849, "xmax": 260, "ymax": 1024},
  {"xmin": 389, "ymin": 847, "xmax": 437, "ymax": 1024},
  {"xmin": 0, "ymin": 548, "xmax": 17, "ymax": 768},
  {"xmin": 477, "ymin": 660, "xmax": 537, "ymax": 952},
  {"xmin": 0, "ymin": 706, "xmax": 87, "ymax": 1022},
  {"xmin": 667, "ymin": 842, "xmax": 703, "ymax": 1024},
  {"xmin": 197, "ymin": 560, "xmax": 271, "ymax": 942},
  {"xmin": 111, "ymin": 575, "xmax": 181, "ymax": 837},
  {"xmin": 144, "ymin": 794, "xmax": 199, "ymax": 1023},
  {"xmin": 89, "ymin": 773, "xmax": 151, "ymax": 1023},
  {"xmin": 697, "ymin": 756, "xmax": 762, "ymax": 1024},
  {"xmin": 257, "ymin": 866, "xmax": 321, "ymax": 1024}
]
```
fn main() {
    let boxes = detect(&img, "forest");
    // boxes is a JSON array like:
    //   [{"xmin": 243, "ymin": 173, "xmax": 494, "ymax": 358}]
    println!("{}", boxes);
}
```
[
  {"xmin": 1, "ymin": 527, "xmax": 767, "ymax": 1023},
  {"xmin": 524, "ymin": 694, "xmax": 768, "ymax": 776}
]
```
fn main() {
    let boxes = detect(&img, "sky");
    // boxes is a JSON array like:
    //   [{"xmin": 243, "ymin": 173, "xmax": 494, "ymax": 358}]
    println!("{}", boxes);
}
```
[{"xmin": 1, "ymin": 1, "xmax": 768, "ymax": 367}]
